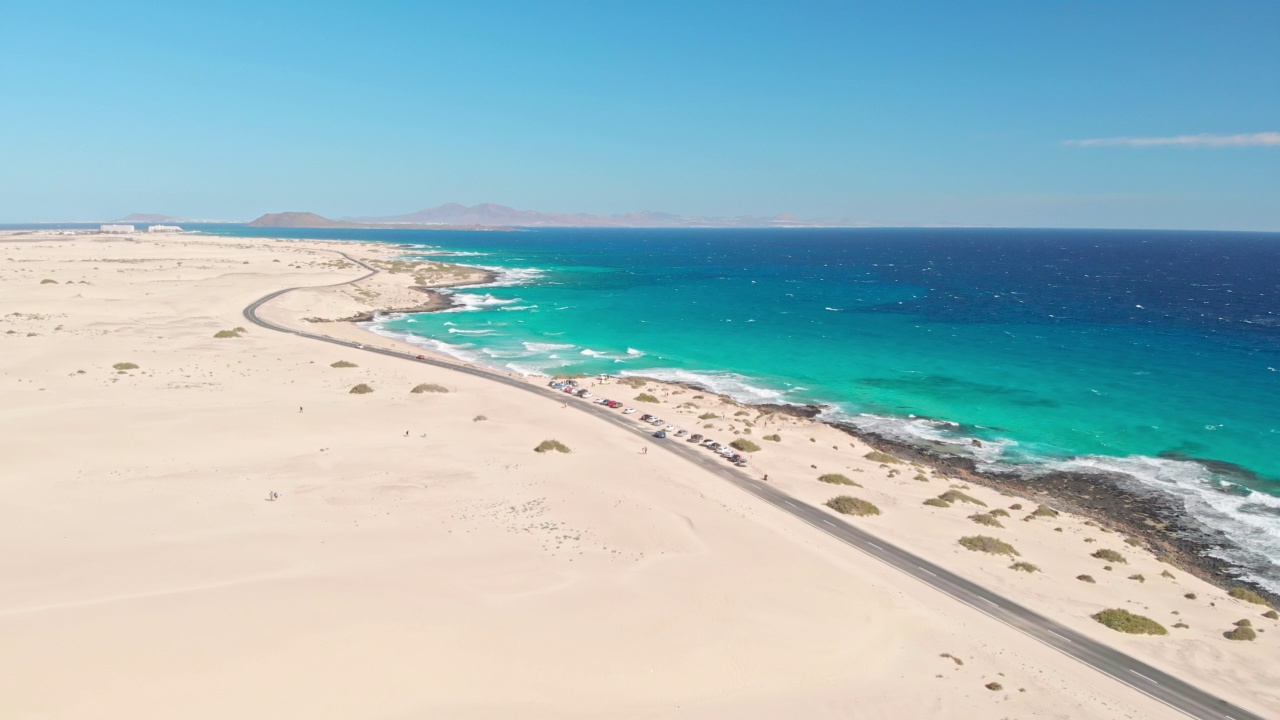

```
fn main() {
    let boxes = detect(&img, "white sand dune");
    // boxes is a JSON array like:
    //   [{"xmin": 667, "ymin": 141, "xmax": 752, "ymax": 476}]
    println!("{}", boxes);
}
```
[{"xmin": 1, "ymin": 229, "xmax": 1274, "ymax": 719}]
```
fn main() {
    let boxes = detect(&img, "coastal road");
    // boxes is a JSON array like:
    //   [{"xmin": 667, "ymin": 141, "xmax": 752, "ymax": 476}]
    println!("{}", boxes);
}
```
[{"xmin": 244, "ymin": 251, "xmax": 1264, "ymax": 720}]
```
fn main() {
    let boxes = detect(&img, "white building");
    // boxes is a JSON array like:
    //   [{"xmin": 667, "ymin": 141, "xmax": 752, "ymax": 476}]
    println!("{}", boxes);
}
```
[
  {"xmin": 147, "ymin": 225, "xmax": 183, "ymax": 233},
  {"xmin": 99, "ymin": 224, "xmax": 135, "ymax": 234}
]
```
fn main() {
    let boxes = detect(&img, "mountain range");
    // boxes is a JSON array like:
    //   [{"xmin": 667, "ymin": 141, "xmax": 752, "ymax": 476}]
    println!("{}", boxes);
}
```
[{"xmin": 352, "ymin": 203, "xmax": 826, "ymax": 228}]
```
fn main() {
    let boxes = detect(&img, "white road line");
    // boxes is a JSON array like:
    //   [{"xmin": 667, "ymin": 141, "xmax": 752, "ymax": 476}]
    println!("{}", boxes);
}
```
[
  {"xmin": 1049, "ymin": 630, "xmax": 1072, "ymax": 643},
  {"xmin": 1130, "ymin": 670, "xmax": 1158, "ymax": 684},
  {"xmin": 784, "ymin": 500, "xmax": 797, "ymax": 507},
  {"xmin": 918, "ymin": 567, "xmax": 937, "ymax": 577},
  {"xmin": 866, "ymin": 542, "xmax": 882, "ymax": 550},
  {"xmin": 982, "ymin": 598, "xmax": 999, "ymax": 608},
  {"xmin": 823, "ymin": 520, "xmax": 836, "ymax": 527}
]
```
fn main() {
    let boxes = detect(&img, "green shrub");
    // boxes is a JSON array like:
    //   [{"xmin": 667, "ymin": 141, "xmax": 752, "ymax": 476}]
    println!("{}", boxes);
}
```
[
  {"xmin": 412, "ymin": 383, "xmax": 449, "ymax": 393},
  {"xmin": 734, "ymin": 410, "xmax": 750, "ymax": 416},
  {"xmin": 1031, "ymin": 504, "xmax": 1059, "ymax": 518},
  {"xmin": 940, "ymin": 652, "xmax": 963, "ymax": 666},
  {"xmin": 1234, "ymin": 618, "xmax": 1252, "ymax": 627},
  {"xmin": 1184, "ymin": 593, "xmax": 1197, "ymax": 600},
  {"xmin": 636, "ymin": 393, "xmax": 659, "ymax": 403},
  {"xmin": 959, "ymin": 535, "xmax": 1019, "ymax": 556},
  {"xmin": 1092, "ymin": 609, "xmax": 1167, "ymax": 635},
  {"xmin": 1077, "ymin": 574, "xmax": 1096, "ymax": 583},
  {"xmin": 985, "ymin": 682, "xmax": 1002, "ymax": 691},
  {"xmin": 818, "ymin": 473, "xmax": 860, "ymax": 487},
  {"xmin": 213, "ymin": 329, "xmax": 241, "ymax": 338},
  {"xmin": 1010, "ymin": 561, "xmax": 1040, "ymax": 573},
  {"xmin": 923, "ymin": 498, "xmax": 951, "ymax": 508},
  {"xmin": 1125, "ymin": 537, "xmax": 1142, "ymax": 547},
  {"xmin": 863, "ymin": 450, "xmax": 901, "ymax": 464},
  {"xmin": 472, "ymin": 415, "xmax": 487, "ymax": 422},
  {"xmin": 1009, "ymin": 503, "xmax": 1023, "ymax": 510},
  {"xmin": 1128, "ymin": 574, "xmax": 1145, "ymax": 583},
  {"xmin": 698, "ymin": 412, "xmax": 718, "ymax": 419},
  {"xmin": 40, "ymin": 278, "xmax": 57, "ymax": 284},
  {"xmin": 1173, "ymin": 622, "xmax": 1189, "ymax": 629},
  {"xmin": 1263, "ymin": 610, "xmax": 1279, "ymax": 620},
  {"xmin": 826, "ymin": 495, "xmax": 881, "ymax": 516},
  {"xmin": 615, "ymin": 376, "xmax": 646, "ymax": 388},
  {"xmin": 112, "ymin": 362, "xmax": 138, "ymax": 370},
  {"xmin": 969, "ymin": 512, "xmax": 1004, "ymax": 528},
  {"xmin": 988, "ymin": 508, "xmax": 1010, "ymax": 518},
  {"xmin": 330, "ymin": 360, "xmax": 358, "ymax": 368},
  {"xmin": 730, "ymin": 438, "xmax": 760, "ymax": 452},
  {"xmin": 1161, "ymin": 570, "xmax": 1176, "ymax": 579},
  {"xmin": 1226, "ymin": 625, "xmax": 1257, "ymax": 641},
  {"xmin": 234, "ymin": 327, "xmax": 246, "ymax": 333},
  {"xmin": 534, "ymin": 439, "xmax": 570, "ymax": 454},
  {"xmin": 913, "ymin": 473, "xmax": 929, "ymax": 482},
  {"xmin": 938, "ymin": 490, "xmax": 986, "ymax": 507},
  {"xmin": 349, "ymin": 383, "xmax": 373, "ymax": 394},
  {"xmin": 1229, "ymin": 587, "xmax": 1270, "ymax": 606},
  {"xmin": 1091, "ymin": 549, "xmax": 1127, "ymax": 564}
]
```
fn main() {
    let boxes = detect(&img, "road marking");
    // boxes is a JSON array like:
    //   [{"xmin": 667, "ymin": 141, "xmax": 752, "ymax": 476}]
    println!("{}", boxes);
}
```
[
  {"xmin": 823, "ymin": 520, "xmax": 836, "ymax": 527},
  {"xmin": 1048, "ymin": 630, "xmax": 1072, "ymax": 643},
  {"xmin": 866, "ymin": 542, "xmax": 882, "ymax": 550},
  {"xmin": 1129, "ymin": 670, "xmax": 1158, "ymax": 684},
  {"xmin": 917, "ymin": 567, "xmax": 937, "ymax": 577},
  {"xmin": 982, "ymin": 598, "xmax": 999, "ymax": 608},
  {"xmin": 784, "ymin": 500, "xmax": 797, "ymax": 507}
]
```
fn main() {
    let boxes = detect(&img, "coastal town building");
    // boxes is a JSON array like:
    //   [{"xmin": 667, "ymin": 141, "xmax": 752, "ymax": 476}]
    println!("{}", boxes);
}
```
[
  {"xmin": 147, "ymin": 225, "xmax": 183, "ymax": 233},
  {"xmin": 99, "ymin": 224, "xmax": 135, "ymax": 234}
]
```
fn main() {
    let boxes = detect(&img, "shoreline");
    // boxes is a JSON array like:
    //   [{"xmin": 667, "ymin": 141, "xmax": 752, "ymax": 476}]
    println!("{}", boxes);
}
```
[{"xmin": 349, "ymin": 253, "xmax": 1277, "ymax": 606}]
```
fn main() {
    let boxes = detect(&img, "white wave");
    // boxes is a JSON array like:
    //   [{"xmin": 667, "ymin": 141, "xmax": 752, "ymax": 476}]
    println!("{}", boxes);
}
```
[
  {"xmin": 523, "ymin": 341, "xmax": 575, "ymax": 352},
  {"xmin": 623, "ymin": 368, "xmax": 789, "ymax": 404},
  {"xmin": 360, "ymin": 324, "xmax": 485, "ymax": 365},
  {"xmin": 447, "ymin": 328, "xmax": 496, "ymax": 335},
  {"xmin": 500, "ymin": 305, "xmax": 537, "ymax": 311},
  {"xmin": 1039, "ymin": 455, "xmax": 1280, "ymax": 594},
  {"xmin": 443, "ymin": 292, "xmax": 522, "ymax": 313},
  {"xmin": 626, "ymin": 348, "xmax": 645, "ymax": 357},
  {"xmin": 454, "ymin": 265, "xmax": 544, "ymax": 288}
]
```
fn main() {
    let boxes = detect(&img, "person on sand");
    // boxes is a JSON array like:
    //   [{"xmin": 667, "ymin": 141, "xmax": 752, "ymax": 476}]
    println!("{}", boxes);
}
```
[
  {"xmin": 298, "ymin": 406, "xmax": 303, "ymax": 413},
  {"xmin": 763, "ymin": 474, "xmax": 769, "ymax": 482},
  {"xmin": 642, "ymin": 446, "xmax": 647, "ymax": 455}
]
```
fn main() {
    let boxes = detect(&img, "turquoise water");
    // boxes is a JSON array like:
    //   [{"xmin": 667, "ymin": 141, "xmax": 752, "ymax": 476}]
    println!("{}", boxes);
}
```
[{"xmin": 207, "ymin": 225, "xmax": 1280, "ymax": 589}]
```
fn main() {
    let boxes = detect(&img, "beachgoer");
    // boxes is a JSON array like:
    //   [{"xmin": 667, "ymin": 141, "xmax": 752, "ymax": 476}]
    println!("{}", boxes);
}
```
[
  {"xmin": 642, "ymin": 446, "xmax": 648, "ymax": 455},
  {"xmin": 405, "ymin": 430, "xmax": 410, "ymax": 437},
  {"xmin": 298, "ymin": 406, "xmax": 303, "ymax": 413},
  {"xmin": 764, "ymin": 474, "xmax": 769, "ymax": 482}
]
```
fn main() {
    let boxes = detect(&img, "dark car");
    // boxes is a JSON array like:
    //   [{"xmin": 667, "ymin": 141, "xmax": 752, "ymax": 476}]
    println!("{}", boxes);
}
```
[
  {"xmin": 653, "ymin": 430, "xmax": 667, "ymax": 439},
  {"xmin": 689, "ymin": 433, "xmax": 703, "ymax": 443}
]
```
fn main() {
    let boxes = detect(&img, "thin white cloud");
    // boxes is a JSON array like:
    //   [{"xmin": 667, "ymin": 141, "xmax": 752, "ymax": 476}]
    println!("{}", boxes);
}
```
[{"xmin": 1066, "ymin": 132, "xmax": 1280, "ymax": 148}]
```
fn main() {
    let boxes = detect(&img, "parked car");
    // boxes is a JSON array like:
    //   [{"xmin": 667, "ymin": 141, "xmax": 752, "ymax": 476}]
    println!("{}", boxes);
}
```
[
  {"xmin": 689, "ymin": 433, "xmax": 703, "ymax": 443},
  {"xmin": 622, "ymin": 408, "xmax": 637, "ymax": 415},
  {"xmin": 640, "ymin": 414, "xmax": 654, "ymax": 422},
  {"xmin": 577, "ymin": 390, "xmax": 593, "ymax": 399},
  {"xmin": 609, "ymin": 400, "xmax": 623, "ymax": 408},
  {"xmin": 649, "ymin": 418, "xmax": 664, "ymax": 425},
  {"xmin": 653, "ymin": 430, "xmax": 667, "ymax": 439},
  {"xmin": 675, "ymin": 429, "xmax": 688, "ymax": 437}
]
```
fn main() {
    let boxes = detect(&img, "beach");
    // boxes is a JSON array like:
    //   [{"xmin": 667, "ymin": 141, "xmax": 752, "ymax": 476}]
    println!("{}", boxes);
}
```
[{"xmin": 3, "ymin": 228, "xmax": 1277, "ymax": 719}]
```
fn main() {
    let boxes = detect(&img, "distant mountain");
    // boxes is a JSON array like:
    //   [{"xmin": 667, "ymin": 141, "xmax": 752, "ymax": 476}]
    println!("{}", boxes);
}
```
[
  {"xmin": 355, "ymin": 203, "xmax": 830, "ymax": 228},
  {"xmin": 247, "ymin": 212, "xmax": 359, "ymax": 229},
  {"xmin": 117, "ymin": 213, "xmax": 185, "ymax": 223}
]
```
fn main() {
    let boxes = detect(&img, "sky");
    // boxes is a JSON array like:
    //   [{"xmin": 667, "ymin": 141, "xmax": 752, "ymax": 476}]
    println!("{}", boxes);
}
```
[{"xmin": 1, "ymin": 1, "xmax": 1278, "ymax": 229}]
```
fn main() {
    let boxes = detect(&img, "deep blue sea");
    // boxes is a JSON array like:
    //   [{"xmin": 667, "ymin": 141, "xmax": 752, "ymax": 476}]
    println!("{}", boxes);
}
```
[{"xmin": 201, "ymin": 225, "xmax": 1280, "ymax": 589}]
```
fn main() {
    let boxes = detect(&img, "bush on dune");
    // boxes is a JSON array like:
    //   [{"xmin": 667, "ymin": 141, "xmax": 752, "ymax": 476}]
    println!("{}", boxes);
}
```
[
  {"xmin": 636, "ymin": 393, "xmax": 659, "ymax": 403},
  {"xmin": 730, "ymin": 438, "xmax": 760, "ymax": 452},
  {"xmin": 1092, "ymin": 609, "xmax": 1167, "ymax": 635},
  {"xmin": 534, "ymin": 439, "xmax": 571, "ymax": 454},
  {"xmin": 349, "ymin": 383, "xmax": 373, "ymax": 394},
  {"xmin": 826, "ymin": 495, "xmax": 881, "ymax": 516},
  {"xmin": 412, "ymin": 383, "xmax": 449, "ymax": 393},
  {"xmin": 818, "ymin": 473, "xmax": 860, "ymax": 487},
  {"xmin": 763, "ymin": 433, "xmax": 781, "ymax": 442},
  {"xmin": 112, "ymin": 362, "xmax": 138, "ymax": 370},
  {"xmin": 863, "ymin": 451, "xmax": 902, "ymax": 464},
  {"xmin": 1091, "ymin": 549, "xmax": 1127, "ymax": 564},
  {"xmin": 1229, "ymin": 587, "xmax": 1271, "ymax": 607},
  {"xmin": 923, "ymin": 497, "xmax": 951, "ymax": 508},
  {"xmin": 938, "ymin": 490, "xmax": 986, "ymax": 507},
  {"xmin": 330, "ymin": 360, "xmax": 358, "ymax": 368},
  {"xmin": 959, "ymin": 535, "xmax": 1019, "ymax": 556},
  {"xmin": 969, "ymin": 512, "xmax": 1004, "ymax": 528}
]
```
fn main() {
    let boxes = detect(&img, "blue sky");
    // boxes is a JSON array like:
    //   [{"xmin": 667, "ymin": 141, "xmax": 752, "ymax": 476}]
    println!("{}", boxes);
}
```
[{"xmin": 2, "ymin": 1, "xmax": 1277, "ymax": 229}]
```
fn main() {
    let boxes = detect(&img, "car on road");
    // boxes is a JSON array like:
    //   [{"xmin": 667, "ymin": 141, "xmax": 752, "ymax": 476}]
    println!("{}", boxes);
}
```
[
  {"xmin": 653, "ymin": 430, "xmax": 667, "ymax": 439},
  {"xmin": 622, "ymin": 408, "xmax": 636, "ymax": 414}
]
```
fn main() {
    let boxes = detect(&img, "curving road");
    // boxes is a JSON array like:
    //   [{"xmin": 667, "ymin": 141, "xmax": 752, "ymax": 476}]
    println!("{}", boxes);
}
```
[{"xmin": 244, "ymin": 251, "xmax": 1263, "ymax": 720}]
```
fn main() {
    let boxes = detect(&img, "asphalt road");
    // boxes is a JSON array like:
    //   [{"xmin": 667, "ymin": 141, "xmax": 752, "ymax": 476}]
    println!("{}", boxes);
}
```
[{"xmin": 244, "ymin": 251, "xmax": 1263, "ymax": 720}]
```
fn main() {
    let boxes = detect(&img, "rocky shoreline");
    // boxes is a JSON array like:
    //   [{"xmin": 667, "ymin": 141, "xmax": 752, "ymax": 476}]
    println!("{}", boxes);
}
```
[{"xmin": 631, "ymin": 377, "xmax": 1275, "ymax": 606}]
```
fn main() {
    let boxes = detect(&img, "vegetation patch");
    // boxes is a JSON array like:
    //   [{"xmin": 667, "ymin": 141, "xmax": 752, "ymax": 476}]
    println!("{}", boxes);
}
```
[
  {"xmin": 616, "ymin": 377, "xmax": 647, "ymax": 388},
  {"xmin": 1184, "ymin": 593, "xmax": 1197, "ymax": 600},
  {"xmin": 730, "ymin": 438, "xmax": 761, "ymax": 452},
  {"xmin": 1263, "ymin": 610, "xmax": 1279, "ymax": 620},
  {"xmin": 985, "ymin": 682, "xmax": 1002, "ymax": 691},
  {"xmin": 1077, "ymin": 574, "xmax": 1096, "ymax": 583},
  {"xmin": 1091, "ymin": 609, "xmax": 1167, "ymax": 635},
  {"xmin": 825, "ymin": 495, "xmax": 881, "ymax": 517},
  {"xmin": 412, "ymin": 383, "xmax": 449, "ymax": 393},
  {"xmin": 1161, "ymin": 569, "xmax": 1176, "ymax": 579},
  {"xmin": 40, "ymin": 279, "xmax": 58, "ymax": 284},
  {"xmin": 863, "ymin": 450, "xmax": 902, "ymax": 464},
  {"xmin": 1031, "ymin": 504, "xmax": 1060, "ymax": 518},
  {"xmin": 938, "ymin": 490, "xmax": 986, "ymax": 507},
  {"xmin": 636, "ymin": 393, "xmax": 660, "ymax": 403},
  {"xmin": 349, "ymin": 383, "xmax": 374, "ymax": 394},
  {"xmin": 959, "ymin": 535, "xmax": 1019, "ymax": 556},
  {"xmin": 1091, "ymin": 549, "xmax": 1127, "ymax": 564},
  {"xmin": 330, "ymin": 360, "xmax": 358, "ymax": 368},
  {"xmin": 988, "ymin": 508, "xmax": 1010, "ymax": 518},
  {"xmin": 112, "ymin": 362, "xmax": 139, "ymax": 370},
  {"xmin": 1128, "ymin": 574, "xmax": 1146, "ymax": 583},
  {"xmin": 940, "ymin": 652, "xmax": 964, "ymax": 666},
  {"xmin": 213, "ymin": 329, "xmax": 242, "ymax": 338},
  {"xmin": 472, "ymin": 415, "xmax": 487, "ymax": 422},
  {"xmin": 760, "ymin": 433, "xmax": 781, "ymax": 441},
  {"xmin": 698, "ymin": 412, "xmax": 718, "ymax": 419},
  {"xmin": 818, "ymin": 473, "xmax": 860, "ymax": 487},
  {"xmin": 1226, "ymin": 625, "xmax": 1257, "ymax": 641},
  {"xmin": 969, "ymin": 512, "xmax": 1004, "ymax": 528},
  {"xmin": 734, "ymin": 410, "xmax": 750, "ymax": 416},
  {"xmin": 534, "ymin": 439, "xmax": 571, "ymax": 454},
  {"xmin": 923, "ymin": 498, "xmax": 951, "ymax": 508},
  {"xmin": 1010, "ymin": 561, "xmax": 1040, "ymax": 573},
  {"xmin": 1009, "ymin": 503, "xmax": 1023, "ymax": 510},
  {"xmin": 1229, "ymin": 587, "xmax": 1270, "ymax": 606}
]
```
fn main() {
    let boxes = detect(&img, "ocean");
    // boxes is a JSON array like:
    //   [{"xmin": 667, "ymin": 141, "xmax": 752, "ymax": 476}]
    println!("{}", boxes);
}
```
[{"xmin": 207, "ymin": 225, "xmax": 1280, "ymax": 591}]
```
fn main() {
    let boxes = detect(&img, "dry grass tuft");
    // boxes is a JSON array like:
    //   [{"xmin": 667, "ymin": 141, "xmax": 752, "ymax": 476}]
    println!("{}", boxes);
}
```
[
  {"xmin": 1092, "ymin": 609, "xmax": 1167, "ymax": 635},
  {"xmin": 1077, "ymin": 574, "xmax": 1096, "ymax": 583},
  {"xmin": 636, "ymin": 393, "xmax": 659, "ymax": 403},
  {"xmin": 818, "ymin": 473, "xmax": 860, "ymax": 487},
  {"xmin": 112, "ymin": 362, "xmax": 138, "ymax": 370},
  {"xmin": 534, "ymin": 439, "xmax": 571, "ymax": 454},
  {"xmin": 863, "ymin": 450, "xmax": 902, "ymax": 464},
  {"xmin": 1091, "ymin": 548, "xmax": 1127, "ymax": 564},
  {"xmin": 330, "ymin": 360, "xmax": 358, "ymax": 368},
  {"xmin": 730, "ymin": 438, "xmax": 760, "ymax": 452},
  {"xmin": 412, "ymin": 383, "xmax": 449, "ymax": 393},
  {"xmin": 825, "ymin": 495, "xmax": 881, "ymax": 516},
  {"xmin": 923, "ymin": 497, "xmax": 951, "ymax": 508},
  {"xmin": 969, "ymin": 512, "xmax": 1005, "ymax": 528},
  {"xmin": 1229, "ymin": 587, "xmax": 1271, "ymax": 607},
  {"xmin": 938, "ymin": 490, "xmax": 986, "ymax": 507},
  {"xmin": 763, "ymin": 433, "xmax": 781, "ymax": 442},
  {"xmin": 1010, "ymin": 561, "xmax": 1040, "ymax": 573},
  {"xmin": 472, "ymin": 415, "xmax": 487, "ymax": 422},
  {"xmin": 349, "ymin": 383, "xmax": 374, "ymax": 394},
  {"xmin": 959, "ymin": 535, "xmax": 1019, "ymax": 556}
]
